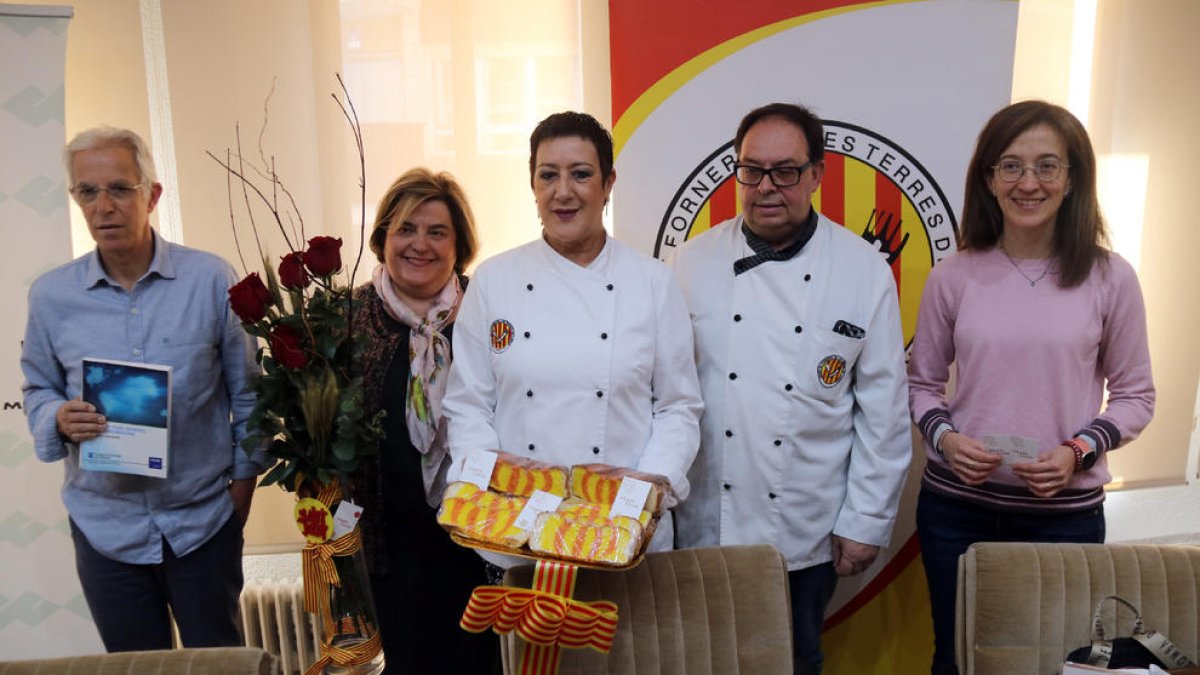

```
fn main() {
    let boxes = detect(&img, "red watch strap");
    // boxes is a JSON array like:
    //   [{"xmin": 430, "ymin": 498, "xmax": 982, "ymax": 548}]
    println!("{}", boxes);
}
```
[{"xmin": 1065, "ymin": 438, "xmax": 1090, "ymax": 470}]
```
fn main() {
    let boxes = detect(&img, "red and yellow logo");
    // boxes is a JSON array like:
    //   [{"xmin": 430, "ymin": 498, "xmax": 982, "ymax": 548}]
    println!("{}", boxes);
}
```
[
  {"xmin": 294, "ymin": 497, "xmax": 333, "ymax": 544},
  {"xmin": 655, "ymin": 121, "xmax": 958, "ymax": 349},
  {"xmin": 817, "ymin": 354, "xmax": 848, "ymax": 387},
  {"xmin": 490, "ymin": 319, "xmax": 515, "ymax": 353}
]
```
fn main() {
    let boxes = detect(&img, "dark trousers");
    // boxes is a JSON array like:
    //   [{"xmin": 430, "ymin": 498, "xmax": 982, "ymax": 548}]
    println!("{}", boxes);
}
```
[
  {"xmin": 916, "ymin": 489, "xmax": 1104, "ymax": 675},
  {"xmin": 70, "ymin": 513, "xmax": 244, "ymax": 652},
  {"xmin": 789, "ymin": 561, "xmax": 838, "ymax": 675}
]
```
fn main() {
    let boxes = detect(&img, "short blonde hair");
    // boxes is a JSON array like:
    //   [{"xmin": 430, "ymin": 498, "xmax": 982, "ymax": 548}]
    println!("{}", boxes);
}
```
[{"xmin": 368, "ymin": 168, "xmax": 479, "ymax": 275}]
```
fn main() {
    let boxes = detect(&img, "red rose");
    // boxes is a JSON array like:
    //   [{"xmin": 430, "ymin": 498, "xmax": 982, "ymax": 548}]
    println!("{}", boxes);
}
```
[
  {"xmin": 304, "ymin": 236, "xmax": 343, "ymax": 277},
  {"xmin": 229, "ymin": 273, "xmax": 274, "ymax": 324},
  {"xmin": 269, "ymin": 324, "xmax": 308, "ymax": 369},
  {"xmin": 278, "ymin": 251, "xmax": 310, "ymax": 290}
]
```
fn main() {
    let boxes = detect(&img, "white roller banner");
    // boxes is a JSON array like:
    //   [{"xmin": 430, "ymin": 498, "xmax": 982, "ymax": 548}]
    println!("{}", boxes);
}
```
[{"xmin": 0, "ymin": 3, "xmax": 102, "ymax": 658}]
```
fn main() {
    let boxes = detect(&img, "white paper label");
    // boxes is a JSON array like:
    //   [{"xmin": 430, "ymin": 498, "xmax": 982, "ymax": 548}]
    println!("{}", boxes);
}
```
[
  {"xmin": 461, "ymin": 450, "xmax": 498, "ymax": 490},
  {"xmin": 981, "ymin": 434, "xmax": 1041, "ymax": 466},
  {"xmin": 513, "ymin": 490, "xmax": 564, "ymax": 532},
  {"xmin": 609, "ymin": 477, "xmax": 652, "ymax": 520},
  {"xmin": 332, "ymin": 500, "xmax": 363, "ymax": 540}
]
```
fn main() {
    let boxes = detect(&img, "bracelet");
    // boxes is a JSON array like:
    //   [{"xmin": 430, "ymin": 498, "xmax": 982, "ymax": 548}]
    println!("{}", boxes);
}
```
[{"xmin": 1064, "ymin": 438, "xmax": 1090, "ymax": 470}]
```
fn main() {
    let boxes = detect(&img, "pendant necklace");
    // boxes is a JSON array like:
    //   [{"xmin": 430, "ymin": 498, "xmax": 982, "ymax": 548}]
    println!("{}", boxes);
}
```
[{"xmin": 999, "ymin": 245, "xmax": 1053, "ymax": 287}]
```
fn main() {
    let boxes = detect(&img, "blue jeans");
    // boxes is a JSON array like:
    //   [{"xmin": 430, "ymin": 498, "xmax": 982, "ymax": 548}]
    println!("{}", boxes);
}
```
[
  {"xmin": 916, "ymin": 489, "xmax": 1104, "ymax": 675},
  {"xmin": 71, "ymin": 513, "xmax": 244, "ymax": 652},
  {"xmin": 789, "ymin": 562, "xmax": 838, "ymax": 675}
]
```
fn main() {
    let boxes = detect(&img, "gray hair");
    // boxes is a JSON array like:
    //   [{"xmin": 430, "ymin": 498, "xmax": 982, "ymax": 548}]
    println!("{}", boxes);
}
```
[{"xmin": 64, "ymin": 126, "xmax": 158, "ymax": 188}]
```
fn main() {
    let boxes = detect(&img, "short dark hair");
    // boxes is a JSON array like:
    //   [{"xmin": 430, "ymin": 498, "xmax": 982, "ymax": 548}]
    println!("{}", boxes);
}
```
[
  {"xmin": 734, "ymin": 103, "xmax": 825, "ymax": 163},
  {"xmin": 528, "ymin": 111, "xmax": 614, "ymax": 185},
  {"xmin": 368, "ymin": 167, "xmax": 478, "ymax": 274},
  {"xmin": 960, "ymin": 100, "xmax": 1107, "ymax": 287}
]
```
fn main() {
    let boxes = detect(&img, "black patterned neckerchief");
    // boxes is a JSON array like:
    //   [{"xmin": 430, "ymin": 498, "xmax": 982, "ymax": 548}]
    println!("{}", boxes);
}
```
[{"xmin": 732, "ymin": 209, "xmax": 818, "ymax": 275}]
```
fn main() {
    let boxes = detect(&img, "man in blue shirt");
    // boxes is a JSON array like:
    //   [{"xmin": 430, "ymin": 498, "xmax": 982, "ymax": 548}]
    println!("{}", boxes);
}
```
[{"xmin": 20, "ymin": 126, "xmax": 272, "ymax": 652}]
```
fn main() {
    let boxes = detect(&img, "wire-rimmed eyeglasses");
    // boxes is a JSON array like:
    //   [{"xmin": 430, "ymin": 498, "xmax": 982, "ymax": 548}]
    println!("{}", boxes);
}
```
[
  {"xmin": 991, "ymin": 158, "xmax": 1068, "ymax": 183},
  {"xmin": 70, "ymin": 182, "xmax": 148, "ymax": 205}
]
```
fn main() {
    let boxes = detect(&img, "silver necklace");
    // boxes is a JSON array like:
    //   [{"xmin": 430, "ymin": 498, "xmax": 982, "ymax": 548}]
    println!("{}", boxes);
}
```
[{"xmin": 999, "ymin": 246, "xmax": 1053, "ymax": 287}]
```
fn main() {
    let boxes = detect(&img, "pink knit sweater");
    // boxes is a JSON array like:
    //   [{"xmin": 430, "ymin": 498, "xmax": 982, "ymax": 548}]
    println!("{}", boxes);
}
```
[{"xmin": 908, "ymin": 247, "xmax": 1154, "ymax": 512}]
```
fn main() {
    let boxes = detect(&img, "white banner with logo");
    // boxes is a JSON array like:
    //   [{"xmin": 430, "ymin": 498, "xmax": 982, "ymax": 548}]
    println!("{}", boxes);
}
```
[
  {"xmin": 0, "ymin": 4, "xmax": 99, "ymax": 658},
  {"xmin": 610, "ymin": 1, "xmax": 1017, "ymax": 671}
]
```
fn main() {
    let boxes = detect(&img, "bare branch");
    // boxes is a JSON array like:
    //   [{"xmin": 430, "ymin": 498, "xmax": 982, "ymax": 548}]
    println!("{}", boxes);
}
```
[
  {"xmin": 207, "ymin": 147, "xmax": 294, "ymax": 253},
  {"xmin": 235, "ymin": 125, "xmax": 270, "ymax": 260},
  {"xmin": 224, "ymin": 148, "xmax": 248, "ymax": 273},
  {"xmin": 257, "ymin": 77, "xmax": 277, "ymax": 171},
  {"xmin": 333, "ymin": 73, "xmax": 368, "ymax": 290}
]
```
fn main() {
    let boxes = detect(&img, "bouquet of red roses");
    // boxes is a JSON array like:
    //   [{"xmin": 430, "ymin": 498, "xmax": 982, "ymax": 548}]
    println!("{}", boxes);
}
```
[
  {"xmin": 213, "ymin": 78, "xmax": 382, "ymax": 494},
  {"xmin": 227, "ymin": 234, "xmax": 383, "ymax": 491}
]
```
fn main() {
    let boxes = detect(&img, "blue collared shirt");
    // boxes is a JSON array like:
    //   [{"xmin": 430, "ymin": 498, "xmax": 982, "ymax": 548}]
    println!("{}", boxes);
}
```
[{"xmin": 21, "ymin": 231, "xmax": 271, "ymax": 564}]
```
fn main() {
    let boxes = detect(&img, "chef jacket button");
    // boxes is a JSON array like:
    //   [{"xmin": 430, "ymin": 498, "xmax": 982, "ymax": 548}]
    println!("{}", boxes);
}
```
[
  {"xmin": 600, "ymin": 332, "xmax": 608, "ymax": 340},
  {"xmin": 526, "ymin": 283, "xmax": 534, "ymax": 291},
  {"xmin": 723, "ymin": 483, "xmax": 732, "ymax": 490},
  {"xmin": 774, "ymin": 439, "xmax": 782, "ymax": 446},
  {"xmin": 592, "ymin": 447, "xmax": 600, "ymax": 455},
  {"xmin": 785, "ymin": 383, "xmax": 794, "ymax": 391},
  {"xmin": 596, "ymin": 390, "xmax": 604, "ymax": 398},
  {"xmin": 804, "ymin": 274, "xmax": 812, "ymax": 282},
  {"xmin": 794, "ymin": 325, "xmax": 803, "ymax": 333},
  {"xmin": 768, "ymin": 492, "xmax": 778, "ymax": 499},
  {"xmin": 728, "ymin": 372, "xmax": 737, "ymax": 380},
  {"xmin": 524, "ymin": 331, "xmax": 531, "ymax": 338},
  {"xmin": 526, "ymin": 390, "xmax": 533, "ymax": 397},
  {"xmin": 733, "ymin": 314, "xmax": 742, "ymax": 322},
  {"xmin": 528, "ymin": 443, "xmax": 536, "ymax": 451},
  {"xmin": 606, "ymin": 283, "xmax": 614, "ymax": 291},
  {"xmin": 724, "ymin": 429, "xmax": 733, "ymax": 438}
]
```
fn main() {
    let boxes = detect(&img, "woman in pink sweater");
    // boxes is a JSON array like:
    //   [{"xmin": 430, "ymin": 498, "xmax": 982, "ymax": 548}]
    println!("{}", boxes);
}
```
[{"xmin": 908, "ymin": 100, "xmax": 1155, "ymax": 675}]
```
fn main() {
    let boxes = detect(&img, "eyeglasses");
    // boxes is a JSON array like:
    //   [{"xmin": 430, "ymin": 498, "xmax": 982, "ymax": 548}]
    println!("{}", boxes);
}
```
[
  {"xmin": 70, "ymin": 182, "xmax": 147, "ymax": 205},
  {"xmin": 733, "ymin": 160, "xmax": 813, "ymax": 188},
  {"xmin": 991, "ymin": 158, "xmax": 1068, "ymax": 183}
]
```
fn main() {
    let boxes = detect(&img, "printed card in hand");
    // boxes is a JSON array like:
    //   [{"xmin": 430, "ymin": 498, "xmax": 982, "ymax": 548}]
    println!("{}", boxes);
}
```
[{"xmin": 981, "ymin": 434, "xmax": 1040, "ymax": 466}]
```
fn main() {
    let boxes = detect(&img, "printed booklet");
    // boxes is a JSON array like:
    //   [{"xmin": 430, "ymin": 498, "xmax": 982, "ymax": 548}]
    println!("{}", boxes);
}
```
[{"xmin": 79, "ymin": 358, "xmax": 172, "ymax": 478}]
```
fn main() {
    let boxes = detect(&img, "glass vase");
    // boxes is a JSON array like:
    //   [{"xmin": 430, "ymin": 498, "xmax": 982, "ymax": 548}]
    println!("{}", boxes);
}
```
[{"xmin": 320, "ymin": 544, "xmax": 385, "ymax": 675}]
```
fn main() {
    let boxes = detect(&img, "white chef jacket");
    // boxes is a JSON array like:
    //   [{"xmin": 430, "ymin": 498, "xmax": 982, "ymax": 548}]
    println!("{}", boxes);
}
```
[
  {"xmin": 443, "ymin": 236, "xmax": 703, "ymax": 566},
  {"xmin": 670, "ymin": 214, "xmax": 910, "ymax": 571}
]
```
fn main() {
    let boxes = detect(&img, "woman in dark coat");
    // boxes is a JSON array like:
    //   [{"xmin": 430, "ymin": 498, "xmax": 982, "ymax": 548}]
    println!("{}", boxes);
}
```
[{"xmin": 353, "ymin": 167, "xmax": 498, "ymax": 674}]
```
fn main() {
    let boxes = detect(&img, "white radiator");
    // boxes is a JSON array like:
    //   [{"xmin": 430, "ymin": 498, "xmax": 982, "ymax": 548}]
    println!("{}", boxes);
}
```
[{"xmin": 240, "ymin": 578, "xmax": 322, "ymax": 674}]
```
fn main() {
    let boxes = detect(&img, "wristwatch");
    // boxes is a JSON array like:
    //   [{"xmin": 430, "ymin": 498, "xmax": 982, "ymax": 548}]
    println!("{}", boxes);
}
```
[{"xmin": 1065, "ymin": 438, "xmax": 1097, "ymax": 471}]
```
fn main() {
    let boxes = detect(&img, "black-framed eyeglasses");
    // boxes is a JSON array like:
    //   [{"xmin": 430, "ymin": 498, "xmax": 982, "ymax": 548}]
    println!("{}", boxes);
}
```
[
  {"xmin": 70, "ymin": 182, "xmax": 148, "ymax": 205},
  {"xmin": 733, "ymin": 160, "xmax": 813, "ymax": 188},
  {"xmin": 991, "ymin": 158, "xmax": 1068, "ymax": 183}
]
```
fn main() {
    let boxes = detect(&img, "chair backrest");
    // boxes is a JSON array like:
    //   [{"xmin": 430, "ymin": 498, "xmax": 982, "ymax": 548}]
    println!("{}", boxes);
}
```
[
  {"xmin": 500, "ymin": 544, "xmax": 793, "ymax": 675},
  {"xmin": 956, "ymin": 542, "xmax": 1200, "ymax": 675},
  {"xmin": 0, "ymin": 647, "xmax": 279, "ymax": 675}
]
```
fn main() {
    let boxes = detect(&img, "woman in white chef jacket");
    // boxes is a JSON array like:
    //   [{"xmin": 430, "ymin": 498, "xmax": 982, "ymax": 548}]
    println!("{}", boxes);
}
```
[{"xmin": 442, "ymin": 111, "xmax": 704, "ymax": 573}]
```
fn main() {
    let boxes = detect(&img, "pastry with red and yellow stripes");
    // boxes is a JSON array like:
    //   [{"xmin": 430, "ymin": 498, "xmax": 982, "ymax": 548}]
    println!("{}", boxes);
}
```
[
  {"xmin": 568, "ymin": 464, "xmax": 666, "ymax": 512},
  {"xmin": 436, "ymin": 482, "xmax": 530, "ymax": 548},
  {"xmin": 555, "ymin": 497, "xmax": 652, "ymax": 530},
  {"xmin": 529, "ymin": 510, "xmax": 642, "ymax": 566},
  {"xmin": 489, "ymin": 452, "xmax": 568, "ymax": 498}
]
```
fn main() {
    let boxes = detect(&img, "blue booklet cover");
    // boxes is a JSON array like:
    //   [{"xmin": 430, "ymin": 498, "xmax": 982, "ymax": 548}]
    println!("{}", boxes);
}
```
[{"xmin": 79, "ymin": 358, "xmax": 172, "ymax": 478}]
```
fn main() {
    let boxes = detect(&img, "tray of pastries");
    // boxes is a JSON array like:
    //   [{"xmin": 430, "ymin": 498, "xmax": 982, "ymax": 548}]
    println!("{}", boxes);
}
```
[{"xmin": 437, "ymin": 451, "xmax": 669, "ymax": 570}]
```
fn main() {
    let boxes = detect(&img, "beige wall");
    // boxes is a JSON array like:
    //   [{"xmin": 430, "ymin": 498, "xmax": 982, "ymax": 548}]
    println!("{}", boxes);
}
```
[
  {"xmin": 1090, "ymin": 0, "xmax": 1200, "ymax": 488},
  {"xmin": 16, "ymin": 0, "xmax": 1198, "ymax": 552},
  {"xmin": 1013, "ymin": 0, "xmax": 1200, "ymax": 489}
]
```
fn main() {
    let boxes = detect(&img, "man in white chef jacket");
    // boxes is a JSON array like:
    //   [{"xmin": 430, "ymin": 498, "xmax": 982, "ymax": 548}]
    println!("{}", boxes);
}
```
[{"xmin": 671, "ymin": 102, "xmax": 910, "ymax": 675}]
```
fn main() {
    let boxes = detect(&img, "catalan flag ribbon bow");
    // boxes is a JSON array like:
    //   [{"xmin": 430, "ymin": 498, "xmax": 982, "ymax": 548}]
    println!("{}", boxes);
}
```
[{"xmin": 460, "ymin": 585, "xmax": 619, "ymax": 653}]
